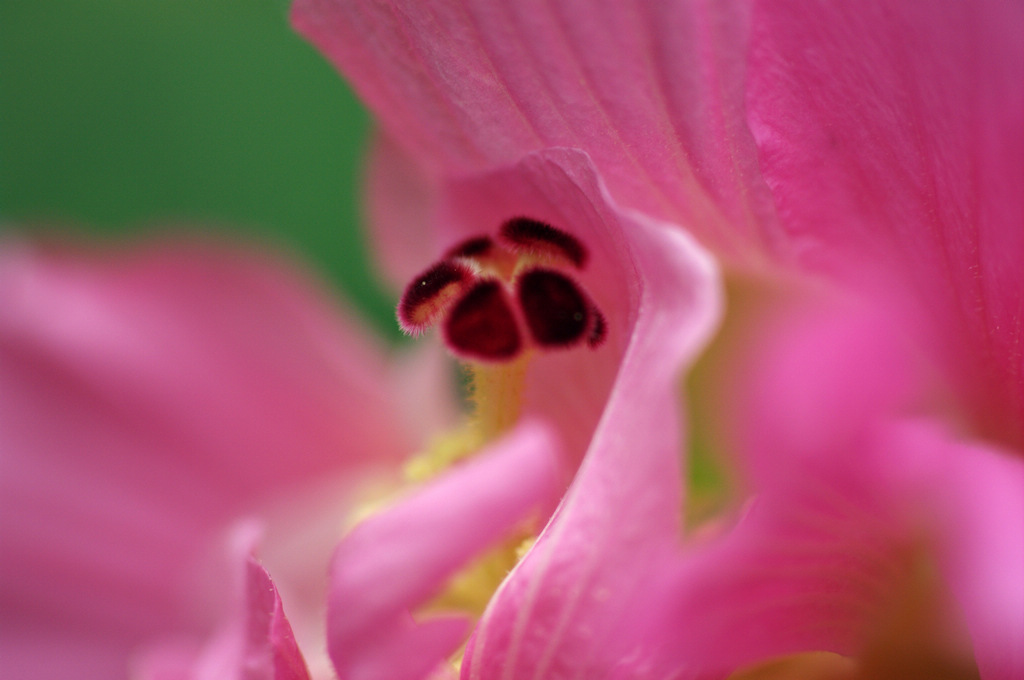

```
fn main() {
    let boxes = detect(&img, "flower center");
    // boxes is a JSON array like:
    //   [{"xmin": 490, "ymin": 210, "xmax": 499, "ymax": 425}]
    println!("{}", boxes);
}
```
[
  {"xmin": 397, "ymin": 217, "xmax": 606, "ymax": 362},
  {"xmin": 399, "ymin": 218, "xmax": 606, "ymax": 479}
]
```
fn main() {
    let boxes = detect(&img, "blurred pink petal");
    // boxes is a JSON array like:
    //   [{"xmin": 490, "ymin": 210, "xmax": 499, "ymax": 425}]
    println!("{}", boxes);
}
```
[
  {"xmin": 726, "ymin": 292, "xmax": 922, "ymax": 489},
  {"xmin": 707, "ymin": 293, "xmax": 1023, "ymax": 678},
  {"xmin": 633, "ymin": 421, "xmax": 1023, "ymax": 680},
  {"xmin": 328, "ymin": 421, "xmax": 562, "ymax": 680},
  {"xmin": 0, "ymin": 238, "xmax": 421, "ymax": 679},
  {"xmin": 136, "ymin": 525, "xmax": 312, "ymax": 680},
  {"xmin": 460, "ymin": 289, "xmax": 1021, "ymax": 679},
  {"xmin": 886, "ymin": 424, "xmax": 1024, "ymax": 680},
  {"xmin": 365, "ymin": 133, "xmax": 445, "ymax": 290}
]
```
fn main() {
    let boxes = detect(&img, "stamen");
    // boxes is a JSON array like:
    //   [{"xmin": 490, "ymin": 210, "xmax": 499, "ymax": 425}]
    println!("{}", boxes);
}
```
[
  {"xmin": 516, "ymin": 268, "xmax": 591, "ymax": 348},
  {"xmin": 499, "ymin": 217, "xmax": 588, "ymax": 269},
  {"xmin": 398, "ymin": 260, "xmax": 473, "ymax": 334},
  {"xmin": 443, "ymin": 280, "xmax": 523, "ymax": 361}
]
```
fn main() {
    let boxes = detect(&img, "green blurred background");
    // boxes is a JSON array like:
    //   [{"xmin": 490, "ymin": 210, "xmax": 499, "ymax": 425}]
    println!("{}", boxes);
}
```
[{"xmin": 0, "ymin": 0, "xmax": 399, "ymax": 337}]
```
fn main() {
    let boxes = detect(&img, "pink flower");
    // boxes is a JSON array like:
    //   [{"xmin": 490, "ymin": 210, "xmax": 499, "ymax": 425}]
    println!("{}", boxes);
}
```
[
  {"xmin": 290, "ymin": 0, "xmax": 1023, "ymax": 678},
  {"xmin": 3, "ymin": 0, "xmax": 1020, "ymax": 677}
]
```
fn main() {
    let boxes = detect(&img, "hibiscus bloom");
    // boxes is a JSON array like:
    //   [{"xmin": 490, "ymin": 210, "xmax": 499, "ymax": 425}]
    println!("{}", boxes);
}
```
[
  {"xmin": 3, "ymin": 0, "xmax": 1020, "ymax": 678},
  {"xmin": 290, "ymin": 0, "xmax": 1023, "ymax": 678}
]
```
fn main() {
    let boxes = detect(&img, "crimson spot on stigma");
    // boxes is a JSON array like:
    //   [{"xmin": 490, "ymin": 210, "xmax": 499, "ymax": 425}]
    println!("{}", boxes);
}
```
[{"xmin": 398, "ymin": 218, "xmax": 605, "ymax": 361}]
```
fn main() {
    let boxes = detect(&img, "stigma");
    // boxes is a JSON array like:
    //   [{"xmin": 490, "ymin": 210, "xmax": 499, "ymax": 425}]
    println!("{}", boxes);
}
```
[{"xmin": 398, "ymin": 217, "xmax": 606, "ymax": 362}]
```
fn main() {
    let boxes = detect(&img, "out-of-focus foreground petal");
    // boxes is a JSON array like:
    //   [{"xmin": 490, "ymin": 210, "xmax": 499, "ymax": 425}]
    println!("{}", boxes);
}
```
[
  {"xmin": 364, "ymin": 133, "xmax": 444, "ymax": 290},
  {"xmin": 746, "ymin": 0, "xmax": 1024, "ymax": 445},
  {"xmin": 0, "ymin": 238, "xmax": 415, "ymax": 679},
  {"xmin": 136, "ymin": 525, "xmax": 312, "ymax": 680},
  {"xmin": 644, "ymin": 422, "xmax": 1023, "ymax": 680},
  {"xmin": 293, "ymin": 0, "xmax": 780, "ymax": 264},
  {"xmin": 327, "ymin": 421, "xmax": 562, "ymax": 680},
  {"xmin": 677, "ymin": 294, "xmax": 1024, "ymax": 679},
  {"xmin": 461, "ymin": 173, "xmax": 721, "ymax": 678},
  {"xmin": 887, "ymin": 424, "xmax": 1024, "ymax": 680}
]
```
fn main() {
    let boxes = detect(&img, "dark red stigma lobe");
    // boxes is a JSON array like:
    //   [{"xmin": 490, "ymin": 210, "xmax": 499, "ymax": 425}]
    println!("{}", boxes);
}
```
[
  {"xmin": 398, "ymin": 260, "xmax": 472, "ymax": 333},
  {"xmin": 443, "ymin": 280, "xmax": 522, "ymax": 361},
  {"xmin": 499, "ymin": 217, "xmax": 588, "ymax": 269},
  {"xmin": 516, "ymin": 268, "xmax": 590, "ymax": 348}
]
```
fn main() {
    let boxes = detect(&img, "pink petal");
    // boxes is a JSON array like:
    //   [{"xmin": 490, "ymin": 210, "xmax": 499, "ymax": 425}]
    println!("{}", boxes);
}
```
[
  {"xmin": 293, "ymin": 0, "xmax": 781, "ymax": 263},
  {"xmin": 710, "ymin": 291, "xmax": 1023, "ymax": 678},
  {"xmin": 327, "ymin": 421, "xmax": 563, "ymax": 680},
  {"xmin": 0, "ymin": 628, "xmax": 139, "ymax": 680},
  {"xmin": 885, "ymin": 425, "xmax": 1024, "ymax": 680},
  {"xmin": 135, "ymin": 525, "xmax": 312, "ymax": 680},
  {"xmin": 244, "ymin": 557, "xmax": 312, "ymax": 680},
  {"xmin": 461, "ymin": 176, "xmax": 721, "ymax": 678},
  {"xmin": 746, "ymin": 0, "xmax": 1024, "ymax": 445},
  {"xmin": 0, "ymin": 238, "xmax": 412, "ymax": 678},
  {"xmin": 463, "ymin": 270, "xmax": 1016, "ymax": 678},
  {"xmin": 647, "ymin": 478, "xmax": 901, "ymax": 675},
  {"xmin": 641, "ymin": 421, "xmax": 1023, "ymax": 680},
  {"xmin": 723, "ymin": 290, "xmax": 923, "ymax": 490}
]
